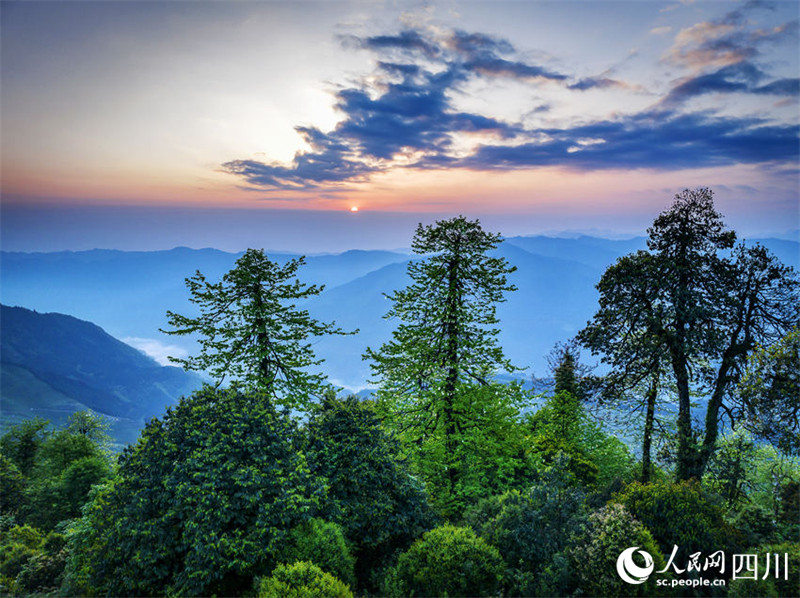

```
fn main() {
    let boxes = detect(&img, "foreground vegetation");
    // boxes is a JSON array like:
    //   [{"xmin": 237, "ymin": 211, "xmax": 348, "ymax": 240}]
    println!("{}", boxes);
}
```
[{"xmin": 1, "ymin": 189, "xmax": 798, "ymax": 596}]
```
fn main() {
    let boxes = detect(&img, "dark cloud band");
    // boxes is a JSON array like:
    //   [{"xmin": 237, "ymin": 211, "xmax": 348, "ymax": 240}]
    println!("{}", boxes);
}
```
[{"xmin": 223, "ymin": 13, "xmax": 799, "ymax": 192}]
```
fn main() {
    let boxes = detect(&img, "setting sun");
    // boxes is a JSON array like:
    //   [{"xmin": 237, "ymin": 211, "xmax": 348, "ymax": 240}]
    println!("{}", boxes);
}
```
[{"xmin": 350, "ymin": 206, "xmax": 359, "ymax": 212}]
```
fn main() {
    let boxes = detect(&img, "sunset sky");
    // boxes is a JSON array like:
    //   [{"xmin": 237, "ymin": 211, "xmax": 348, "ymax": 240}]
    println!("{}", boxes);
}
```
[{"xmin": 2, "ymin": 0, "xmax": 798, "ymax": 252}]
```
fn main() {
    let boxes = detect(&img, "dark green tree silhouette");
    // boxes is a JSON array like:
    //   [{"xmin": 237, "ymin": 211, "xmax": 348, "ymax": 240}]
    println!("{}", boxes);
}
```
[
  {"xmin": 581, "ymin": 188, "xmax": 799, "ymax": 480},
  {"xmin": 162, "ymin": 248, "xmax": 351, "ymax": 410}
]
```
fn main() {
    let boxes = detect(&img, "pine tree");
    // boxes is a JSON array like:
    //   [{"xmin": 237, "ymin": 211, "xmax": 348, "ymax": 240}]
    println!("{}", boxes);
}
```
[
  {"xmin": 162, "ymin": 249, "xmax": 351, "ymax": 410},
  {"xmin": 365, "ymin": 216, "xmax": 526, "ymax": 515}
]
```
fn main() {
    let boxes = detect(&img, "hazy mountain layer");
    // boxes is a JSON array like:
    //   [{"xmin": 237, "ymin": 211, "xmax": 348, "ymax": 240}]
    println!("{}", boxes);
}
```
[{"xmin": 1, "ymin": 235, "xmax": 796, "ymax": 390}]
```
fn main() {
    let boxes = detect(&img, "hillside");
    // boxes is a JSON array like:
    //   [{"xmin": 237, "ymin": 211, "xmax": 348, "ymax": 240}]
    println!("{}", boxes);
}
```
[{"xmin": 0, "ymin": 305, "xmax": 203, "ymax": 444}]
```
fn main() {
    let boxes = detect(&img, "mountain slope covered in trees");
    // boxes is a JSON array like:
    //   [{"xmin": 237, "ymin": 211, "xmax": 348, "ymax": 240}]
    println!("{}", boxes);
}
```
[{"xmin": 0, "ymin": 305, "xmax": 202, "ymax": 443}]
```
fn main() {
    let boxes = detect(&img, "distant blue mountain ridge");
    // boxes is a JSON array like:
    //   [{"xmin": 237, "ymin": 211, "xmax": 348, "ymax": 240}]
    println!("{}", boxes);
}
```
[{"xmin": 1, "ymin": 235, "xmax": 797, "ymax": 393}]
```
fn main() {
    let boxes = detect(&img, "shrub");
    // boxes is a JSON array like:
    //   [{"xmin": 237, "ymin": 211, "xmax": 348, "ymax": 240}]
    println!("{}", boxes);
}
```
[
  {"xmin": 278, "ymin": 518, "xmax": 356, "ymax": 589},
  {"xmin": 568, "ymin": 504, "xmax": 666, "ymax": 597},
  {"xmin": 0, "ymin": 524, "xmax": 44, "ymax": 594},
  {"xmin": 464, "ymin": 457, "xmax": 588, "ymax": 596},
  {"xmin": 726, "ymin": 502, "xmax": 778, "ymax": 549},
  {"xmin": 615, "ymin": 480, "xmax": 734, "ymax": 558},
  {"xmin": 15, "ymin": 532, "xmax": 67, "ymax": 594},
  {"xmin": 382, "ymin": 525, "xmax": 504, "ymax": 598},
  {"xmin": 258, "ymin": 561, "xmax": 353, "ymax": 598}
]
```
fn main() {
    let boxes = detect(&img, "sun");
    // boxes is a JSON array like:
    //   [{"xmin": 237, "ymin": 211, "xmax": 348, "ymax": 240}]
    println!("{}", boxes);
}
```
[{"xmin": 350, "ymin": 206, "xmax": 359, "ymax": 212}]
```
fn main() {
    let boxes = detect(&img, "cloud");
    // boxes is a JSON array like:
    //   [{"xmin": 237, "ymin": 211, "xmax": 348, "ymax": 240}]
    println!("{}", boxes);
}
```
[
  {"xmin": 345, "ymin": 29, "xmax": 442, "ymax": 58},
  {"xmin": 568, "ymin": 77, "xmax": 631, "ymax": 91},
  {"xmin": 461, "ymin": 110, "xmax": 799, "ymax": 171},
  {"xmin": 658, "ymin": 61, "xmax": 799, "ymax": 107},
  {"xmin": 123, "ymin": 337, "xmax": 188, "ymax": 366},
  {"xmin": 656, "ymin": 1, "xmax": 798, "ymax": 109},
  {"xmin": 223, "ymin": 15, "xmax": 798, "ymax": 192},
  {"xmin": 664, "ymin": 1, "xmax": 796, "ymax": 71},
  {"xmin": 650, "ymin": 26, "xmax": 673, "ymax": 36}
]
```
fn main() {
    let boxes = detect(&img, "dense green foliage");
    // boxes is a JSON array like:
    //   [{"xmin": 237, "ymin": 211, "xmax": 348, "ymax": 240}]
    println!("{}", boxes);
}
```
[
  {"xmin": 465, "ymin": 459, "xmax": 588, "ymax": 596},
  {"xmin": 258, "ymin": 561, "xmax": 354, "ymax": 598},
  {"xmin": 278, "ymin": 518, "xmax": 356, "ymax": 590},
  {"xmin": 568, "ymin": 504, "xmax": 666, "ymax": 597},
  {"xmin": 382, "ymin": 525, "xmax": 504, "ymax": 598},
  {"xmin": 303, "ymin": 396, "xmax": 435, "ymax": 589},
  {"xmin": 0, "ymin": 417, "xmax": 49, "ymax": 477},
  {"xmin": 736, "ymin": 329, "xmax": 800, "ymax": 455},
  {"xmin": 0, "ymin": 412, "xmax": 111, "ymax": 594},
  {"xmin": 615, "ymin": 480, "xmax": 733, "ymax": 558},
  {"xmin": 64, "ymin": 386, "xmax": 320, "ymax": 596},
  {"xmin": 0, "ymin": 527, "xmax": 67, "ymax": 595},
  {"xmin": 162, "ymin": 248, "xmax": 350, "ymax": 409},
  {"xmin": 527, "ymin": 348, "xmax": 636, "ymax": 490}
]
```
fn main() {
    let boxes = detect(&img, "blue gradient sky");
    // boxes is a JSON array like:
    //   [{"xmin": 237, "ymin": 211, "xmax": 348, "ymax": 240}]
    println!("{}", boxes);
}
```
[{"xmin": 2, "ymin": 0, "xmax": 798, "ymax": 251}]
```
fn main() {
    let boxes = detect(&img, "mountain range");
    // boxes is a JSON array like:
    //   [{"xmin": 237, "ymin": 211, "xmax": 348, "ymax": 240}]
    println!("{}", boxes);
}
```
[{"xmin": 1, "ymin": 234, "xmax": 797, "ymax": 393}]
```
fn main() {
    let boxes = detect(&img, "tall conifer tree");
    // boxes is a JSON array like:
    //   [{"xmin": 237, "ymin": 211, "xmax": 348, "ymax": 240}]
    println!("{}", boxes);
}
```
[{"xmin": 366, "ymin": 216, "xmax": 525, "ymax": 515}]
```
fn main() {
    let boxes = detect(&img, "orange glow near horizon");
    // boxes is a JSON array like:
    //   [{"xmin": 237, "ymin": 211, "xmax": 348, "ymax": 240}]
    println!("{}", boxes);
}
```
[{"xmin": 1, "ymin": 157, "xmax": 787, "ymax": 222}]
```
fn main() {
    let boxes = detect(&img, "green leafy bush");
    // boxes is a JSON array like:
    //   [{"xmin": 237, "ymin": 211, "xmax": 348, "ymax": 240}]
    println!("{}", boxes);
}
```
[
  {"xmin": 381, "ymin": 525, "xmax": 504, "ymax": 598},
  {"xmin": 568, "ymin": 504, "xmax": 666, "ymax": 597},
  {"xmin": 258, "ymin": 561, "xmax": 353, "ymax": 598},
  {"xmin": 304, "ymin": 397, "xmax": 435, "ymax": 589},
  {"xmin": 615, "ymin": 480, "xmax": 734, "ymax": 558},
  {"xmin": 14, "ymin": 532, "xmax": 66, "ymax": 594},
  {"xmin": 464, "ymin": 457, "xmax": 588, "ymax": 596},
  {"xmin": 0, "ymin": 524, "xmax": 44, "ymax": 594},
  {"xmin": 278, "ymin": 518, "xmax": 356, "ymax": 589},
  {"xmin": 0, "ymin": 509, "xmax": 72, "ymax": 594},
  {"xmin": 726, "ymin": 502, "xmax": 778, "ymax": 549},
  {"xmin": 64, "ymin": 386, "xmax": 321, "ymax": 596}
]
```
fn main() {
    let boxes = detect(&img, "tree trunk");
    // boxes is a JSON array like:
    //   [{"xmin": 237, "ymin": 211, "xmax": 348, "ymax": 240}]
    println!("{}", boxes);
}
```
[
  {"xmin": 641, "ymin": 375, "xmax": 658, "ymax": 483},
  {"xmin": 252, "ymin": 284, "xmax": 273, "ymax": 390},
  {"xmin": 699, "ymin": 352, "xmax": 737, "ymax": 476},
  {"xmin": 672, "ymin": 350, "xmax": 699, "ymax": 480},
  {"xmin": 443, "ymin": 249, "xmax": 462, "ymax": 497}
]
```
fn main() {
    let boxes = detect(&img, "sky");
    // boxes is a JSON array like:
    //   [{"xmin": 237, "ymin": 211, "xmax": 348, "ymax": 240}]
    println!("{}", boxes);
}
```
[{"xmin": 1, "ymin": 0, "xmax": 798, "ymax": 252}]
